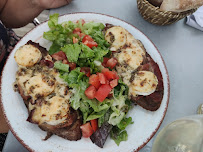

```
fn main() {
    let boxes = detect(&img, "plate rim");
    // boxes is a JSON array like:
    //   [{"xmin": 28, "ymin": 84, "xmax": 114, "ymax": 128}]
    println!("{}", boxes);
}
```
[{"xmin": 0, "ymin": 12, "xmax": 170, "ymax": 152}]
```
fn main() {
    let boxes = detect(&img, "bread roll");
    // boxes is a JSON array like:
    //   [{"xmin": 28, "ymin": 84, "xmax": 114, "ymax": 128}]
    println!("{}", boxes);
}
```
[
  {"xmin": 147, "ymin": 0, "xmax": 163, "ymax": 7},
  {"xmin": 160, "ymin": 0, "xmax": 203, "ymax": 12}
]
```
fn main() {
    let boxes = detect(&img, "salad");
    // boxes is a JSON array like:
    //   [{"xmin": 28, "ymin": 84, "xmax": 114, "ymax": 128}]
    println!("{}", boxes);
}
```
[{"xmin": 43, "ymin": 14, "xmax": 134, "ymax": 147}]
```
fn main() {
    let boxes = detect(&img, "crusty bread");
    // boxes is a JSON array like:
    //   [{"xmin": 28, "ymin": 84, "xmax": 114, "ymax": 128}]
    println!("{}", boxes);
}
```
[
  {"xmin": 148, "ymin": 0, "xmax": 163, "ymax": 7},
  {"xmin": 160, "ymin": 0, "xmax": 203, "ymax": 12}
]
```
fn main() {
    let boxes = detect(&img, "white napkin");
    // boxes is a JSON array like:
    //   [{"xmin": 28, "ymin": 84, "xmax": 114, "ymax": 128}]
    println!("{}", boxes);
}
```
[{"xmin": 186, "ymin": 6, "xmax": 203, "ymax": 31}]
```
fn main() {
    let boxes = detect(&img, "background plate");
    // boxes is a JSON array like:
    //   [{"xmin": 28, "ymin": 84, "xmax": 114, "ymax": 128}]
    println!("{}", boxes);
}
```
[{"xmin": 0, "ymin": 13, "xmax": 169, "ymax": 152}]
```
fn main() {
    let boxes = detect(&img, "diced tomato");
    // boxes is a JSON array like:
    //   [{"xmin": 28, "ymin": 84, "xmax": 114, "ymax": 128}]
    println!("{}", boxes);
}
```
[
  {"xmin": 73, "ymin": 31, "xmax": 81, "ymax": 37},
  {"xmin": 90, "ymin": 119, "xmax": 98, "ymax": 132},
  {"xmin": 51, "ymin": 51, "xmax": 67, "ymax": 61},
  {"xmin": 73, "ymin": 28, "xmax": 85, "ymax": 38},
  {"xmin": 81, "ymin": 67, "xmax": 91, "ymax": 77},
  {"xmin": 95, "ymin": 84, "xmax": 112, "ymax": 102},
  {"xmin": 76, "ymin": 19, "xmax": 86, "ymax": 25},
  {"xmin": 103, "ymin": 57, "xmax": 110, "ymax": 64},
  {"xmin": 98, "ymin": 73, "xmax": 107, "ymax": 84},
  {"xmin": 102, "ymin": 57, "xmax": 110, "ymax": 67},
  {"xmin": 101, "ymin": 68, "xmax": 110, "ymax": 74},
  {"xmin": 102, "ymin": 69, "xmax": 115, "ymax": 80},
  {"xmin": 82, "ymin": 35, "xmax": 98, "ymax": 48},
  {"xmin": 73, "ymin": 28, "xmax": 82, "ymax": 37},
  {"xmin": 80, "ymin": 122, "xmax": 94, "ymax": 138},
  {"xmin": 101, "ymin": 68, "xmax": 119, "ymax": 80},
  {"xmin": 79, "ymin": 33, "xmax": 85, "ymax": 38},
  {"xmin": 83, "ymin": 41, "xmax": 98, "ymax": 48},
  {"xmin": 73, "ymin": 28, "xmax": 81, "ymax": 33},
  {"xmin": 82, "ymin": 35, "xmax": 94, "ymax": 42},
  {"xmin": 112, "ymin": 70, "xmax": 120, "ymax": 80},
  {"xmin": 62, "ymin": 59, "xmax": 69, "ymax": 64},
  {"xmin": 69, "ymin": 62, "xmax": 76, "ymax": 71},
  {"xmin": 73, "ymin": 37, "xmax": 78, "ymax": 43},
  {"xmin": 81, "ymin": 19, "xmax": 86, "ymax": 25},
  {"xmin": 89, "ymin": 74, "xmax": 101, "ymax": 89},
  {"xmin": 85, "ymin": 85, "xmax": 96, "ymax": 99},
  {"xmin": 106, "ymin": 58, "xmax": 118, "ymax": 69},
  {"xmin": 105, "ymin": 71, "xmax": 117, "ymax": 80},
  {"xmin": 110, "ymin": 79, "xmax": 118, "ymax": 88}
]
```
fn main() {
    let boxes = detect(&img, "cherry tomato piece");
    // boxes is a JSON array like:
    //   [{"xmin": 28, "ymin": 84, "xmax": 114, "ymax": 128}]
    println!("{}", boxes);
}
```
[
  {"xmin": 76, "ymin": 19, "xmax": 86, "ymax": 25},
  {"xmin": 80, "ymin": 122, "xmax": 94, "ymax": 138},
  {"xmin": 110, "ymin": 79, "xmax": 118, "ymax": 88},
  {"xmin": 90, "ymin": 119, "xmax": 98, "ymax": 132},
  {"xmin": 82, "ymin": 35, "xmax": 94, "ymax": 42},
  {"xmin": 82, "ymin": 35, "xmax": 98, "ymax": 48},
  {"xmin": 95, "ymin": 84, "xmax": 112, "ymax": 102},
  {"xmin": 85, "ymin": 85, "xmax": 96, "ymax": 99},
  {"xmin": 73, "ymin": 28, "xmax": 82, "ymax": 33},
  {"xmin": 106, "ymin": 58, "xmax": 118, "ymax": 69},
  {"xmin": 98, "ymin": 73, "xmax": 107, "ymax": 84},
  {"xmin": 89, "ymin": 74, "xmax": 101, "ymax": 89},
  {"xmin": 79, "ymin": 33, "xmax": 85, "ymax": 38},
  {"xmin": 112, "ymin": 70, "xmax": 120, "ymax": 80},
  {"xmin": 102, "ymin": 68, "xmax": 115, "ymax": 80},
  {"xmin": 102, "ymin": 57, "xmax": 110, "ymax": 67},
  {"xmin": 73, "ymin": 37, "xmax": 78, "ymax": 43}
]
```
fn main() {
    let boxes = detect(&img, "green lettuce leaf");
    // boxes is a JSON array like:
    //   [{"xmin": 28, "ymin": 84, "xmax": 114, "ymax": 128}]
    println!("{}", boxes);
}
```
[
  {"xmin": 81, "ymin": 21, "xmax": 110, "ymax": 49},
  {"xmin": 86, "ymin": 99, "xmax": 111, "ymax": 112},
  {"xmin": 44, "ymin": 14, "xmax": 75, "ymax": 54},
  {"xmin": 61, "ymin": 44, "xmax": 81, "ymax": 63},
  {"xmin": 98, "ymin": 109, "xmax": 111, "ymax": 127},
  {"xmin": 67, "ymin": 71, "xmax": 89, "ymax": 110},
  {"xmin": 48, "ymin": 43, "xmax": 61, "ymax": 55},
  {"xmin": 117, "ymin": 117, "xmax": 134, "ymax": 130},
  {"xmin": 62, "ymin": 67, "xmax": 84, "ymax": 87},
  {"xmin": 69, "ymin": 78, "xmax": 88, "ymax": 110},
  {"xmin": 79, "ymin": 101, "xmax": 90, "ymax": 123},
  {"xmin": 79, "ymin": 44, "xmax": 95, "ymax": 59},
  {"xmin": 43, "ymin": 31, "xmax": 57, "ymax": 41},
  {"xmin": 93, "ymin": 47, "xmax": 109, "ymax": 61},
  {"xmin": 108, "ymin": 111, "xmax": 125, "ymax": 126},
  {"xmin": 86, "ymin": 109, "xmax": 108, "ymax": 121},
  {"xmin": 110, "ymin": 127, "xmax": 128, "ymax": 146},
  {"xmin": 70, "ymin": 86, "xmax": 81, "ymax": 110},
  {"xmin": 62, "ymin": 20, "xmax": 77, "ymax": 31},
  {"xmin": 108, "ymin": 82, "xmax": 132, "ymax": 126},
  {"xmin": 54, "ymin": 61, "xmax": 69, "ymax": 72},
  {"xmin": 48, "ymin": 13, "xmax": 59, "ymax": 29}
]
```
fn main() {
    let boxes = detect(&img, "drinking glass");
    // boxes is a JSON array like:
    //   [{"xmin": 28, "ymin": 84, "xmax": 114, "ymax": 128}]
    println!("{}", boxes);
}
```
[{"xmin": 151, "ymin": 114, "xmax": 203, "ymax": 152}]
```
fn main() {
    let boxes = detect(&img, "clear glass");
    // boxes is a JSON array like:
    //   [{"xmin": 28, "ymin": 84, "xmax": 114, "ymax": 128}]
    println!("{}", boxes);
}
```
[{"xmin": 152, "ymin": 115, "xmax": 203, "ymax": 152}]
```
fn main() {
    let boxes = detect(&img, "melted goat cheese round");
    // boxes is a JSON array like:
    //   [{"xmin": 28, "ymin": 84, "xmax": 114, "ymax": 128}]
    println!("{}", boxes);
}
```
[
  {"xmin": 129, "ymin": 71, "xmax": 158, "ymax": 96},
  {"xmin": 118, "ymin": 47, "xmax": 145, "ymax": 70},
  {"xmin": 29, "ymin": 96, "xmax": 70, "ymax": 125},
  {"xmin": 105, "ymin": 26, "xmax": 127, "ymax": 51},
  {"xmin": 14, "ymin": 44, "xmax": 42, "ymax": 67},
  {"xmin": 25, "ymin": 73, "xmax": 55, "ymax": 99}
]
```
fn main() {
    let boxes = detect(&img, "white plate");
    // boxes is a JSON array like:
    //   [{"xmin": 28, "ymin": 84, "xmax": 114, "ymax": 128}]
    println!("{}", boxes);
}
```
[{"xmin": 0, "ymin": 13, "xmax": 170, "ymax": 152}]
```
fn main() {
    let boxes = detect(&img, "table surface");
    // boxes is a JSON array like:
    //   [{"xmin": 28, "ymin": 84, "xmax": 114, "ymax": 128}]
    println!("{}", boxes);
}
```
[{"xmin": 3, "ymin": 0, "xmax": 203, "ymax": 151}]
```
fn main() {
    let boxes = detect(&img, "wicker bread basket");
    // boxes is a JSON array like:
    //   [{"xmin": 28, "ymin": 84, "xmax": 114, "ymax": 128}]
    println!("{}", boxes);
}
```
[{"xmin": 137, "ymin": 0, "xmax": 197, "ymax": 25}]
